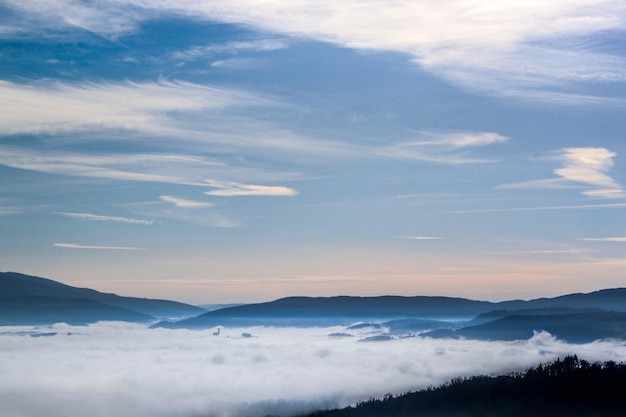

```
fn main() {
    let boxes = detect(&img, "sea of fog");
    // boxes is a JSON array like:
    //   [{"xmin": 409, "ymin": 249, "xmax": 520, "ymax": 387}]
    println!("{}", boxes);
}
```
[{"xmin": 2, "ymin": 322, "xmax": 626, "ymax": 417}]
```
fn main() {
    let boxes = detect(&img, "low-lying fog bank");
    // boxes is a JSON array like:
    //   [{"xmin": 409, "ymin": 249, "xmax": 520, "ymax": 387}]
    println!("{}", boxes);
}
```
[{"xmin": 1, "ymin": 322, "xmax": 625, "ymax": 417}]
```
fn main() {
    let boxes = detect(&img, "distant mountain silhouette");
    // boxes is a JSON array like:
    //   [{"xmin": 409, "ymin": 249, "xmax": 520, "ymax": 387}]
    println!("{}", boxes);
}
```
[
  {"xmin": 0, "ymin": 272, "xmax": 205, "ymax": 325},
  {"xmin": 466, "ymin": 307, "xmax": 607, "ymax": 326},
  {"xmin": 153, "ymin": 295, "xmax": 496, "ymax": 329},
  {"xmin": 0, "ymin": 295, "xmax": 153, "ymax": 325},
  {"xmin": 4, "ymin": 271, "xmax": 626, "ymax": 342},
  {"xmin": 423, "ymin": 311, "xmax": 626, "ymax": 343},
  {"xmin": 154, "ymin": 289, "xmax": 626, "ymax": 343},
  {"xmin": 496, "ymin": 288, "xmax": 626, "ymax": 312}
]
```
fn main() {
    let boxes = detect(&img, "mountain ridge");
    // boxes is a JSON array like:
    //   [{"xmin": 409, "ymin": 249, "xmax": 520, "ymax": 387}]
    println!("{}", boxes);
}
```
[
  {"xmin": 0, "ymin": 272, "xmax": 205, "ymax": 325},
  {"xmin": 154, "ymin": 287, "xmax": 626, "ymax": 329},
  {"xmin": 3, "ymin": 271, "xmax": 626, "ymax": 343}
]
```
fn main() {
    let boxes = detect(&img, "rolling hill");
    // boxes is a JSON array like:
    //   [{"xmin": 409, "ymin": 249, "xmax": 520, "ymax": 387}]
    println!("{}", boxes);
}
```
[
  {"xmin": 0, "ymin": 272, "xmax": 205, "ymax": 325},
  {"xmin": 153, "ymin": 295, "xmax": 497, "ymax": 329},
  {"xmin": 423, "ymin": 311, "xmax": 626, "ymax": 343},
  {"xmin": 153, "ymin": 288, "xmax": 626, "ymax": 343},
  {"xmin": 3, "ymin": 271, "xmax": 626, "ymax": 343}
]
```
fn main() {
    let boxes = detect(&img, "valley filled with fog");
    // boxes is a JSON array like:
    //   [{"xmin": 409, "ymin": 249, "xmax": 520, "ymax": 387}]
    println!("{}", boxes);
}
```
[{"xmin": 2, "ymin": 322, "xmax": 626, "ymax": 417}]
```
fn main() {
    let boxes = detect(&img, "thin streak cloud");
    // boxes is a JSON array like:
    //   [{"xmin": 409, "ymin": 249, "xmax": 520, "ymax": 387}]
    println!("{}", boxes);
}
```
[
  {"xmin": 53, "ymin": 243, "xmax": 145, "ymax": 250},
  {"xmin": 375, "ymin": 132, "xmax": 508, "ymax": 164},
  {"xmin": 204, "ymin": 179, "xmax": 298, "ymax": 197},
  {"xmin": 58, "ymin": 212, "xmax": 153, "ymax": 225},
  {"xmin": 408, "ymin": 132, "xmax": 508, "ymax": 149},
  {"xmin": 578, "ymin": 237, "xmax": 626, "ymax": 242},
  {"xmin": 159, "ymin": 196, "xmax": 214, "ymax": 208},
  {"xmin": 0, "ymin": 145, "xmax": 231, "ymax": 187},
  {"xmin": 448, "ymin": 202, "xmax": 626, "ymax": 214},
  {"xmin": 170, "ymin": 39, "xmax": 288, "ymax": 62},
  {"xmin": 0, "ymin": 79, "xmax": 505, "ymax": 165},
  {"xmin": 509, "ymin": 249, "xmax": 594, "ymax": 255},
  {"xmin": 397, "ymin": 236, "xmax": 443, "ymax": 240},
  {"xmin": 0, "ymin": 79, "xmax": 267, "ymax": 135}
]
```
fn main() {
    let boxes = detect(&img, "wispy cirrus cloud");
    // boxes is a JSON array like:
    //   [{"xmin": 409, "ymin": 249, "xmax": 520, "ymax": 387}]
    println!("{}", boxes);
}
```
[
  {"xmin": 448, "ymin": 202, "xmax": 626, "ymax": 214},
  {"xmin": 204, "ymin": 179, "xmax": 298, "ymax": 197},
  {"xmin": 499, "ymin": 147, "xmax": 625, "ymax": 199},
  {"xmin": 0, "ymin": 74, "xmax": 510, "ymax": 166},
  {"xmin": 58, "ymin": 212, "xmax": 153, "ymax": 225},
  {"xmin": 4, "ymin": 0, "xmax": 625, "ymax": 102},
  {"xmin": 406, "ymin": 132, "xmax": 508, "ymax": 150},
  {"xmin": 53, "ymin": 243, "xmax": 145, "ymax": 250},
  {"xmin": 578, "ymin": 237, "xmax": 626, "ymax": 242},
  {"xmin": 376, "ymin": 132, "xmax": 508, "ymax": 164},
  {"xmin": 512, "ymin": 249, "xmax": 593, "ymax": 255},
  {"xmin": 0, "ymin": 145, "xmax": 300, "ymax": 197},
  {"xmin": 396, "ymin": 236, "xmax": 443, "ymax": 240},
  {"xmin": 124, "ymin": 199, "xmax": 238, "ymax": 228},
  {"xmin": 0, "ymin": 79, "xmax": 267, "ymax": 135},
  {"xmin": 0, "ymin": 145, "xmax": 222, "ymax": 186},
  {"xmin": 170, "ymin": 39, "xmax": 288, "ymax": 62},
  {"xmin": 159, "ymin": 196, "xmax": 213, "ymax": 208}
]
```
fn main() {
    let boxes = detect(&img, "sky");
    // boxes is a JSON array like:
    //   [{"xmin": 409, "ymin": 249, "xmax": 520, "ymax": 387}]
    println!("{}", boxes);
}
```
[
  {"xmin": 2, "ymin": 322, "xmax": 626, "ymax": 417},
  {"xmin": 1, "ymin": 0, "xmax": 626, "ymax": 304}
]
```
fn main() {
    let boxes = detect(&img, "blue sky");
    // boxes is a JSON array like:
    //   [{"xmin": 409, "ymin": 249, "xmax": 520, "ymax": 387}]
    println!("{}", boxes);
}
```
[{"xmin": 1, "ymin": 0, "xmax": 625, "ymax": 304}]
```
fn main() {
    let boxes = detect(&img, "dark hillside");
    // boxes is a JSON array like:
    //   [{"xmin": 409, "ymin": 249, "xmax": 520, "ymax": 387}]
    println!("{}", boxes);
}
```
[
  {"xmin": 0, "ymin": 272, "xmax": 205, "ymax": 324},
  {"xmin": 154, "ymin": 288, "xmax": 626, "ymax": 330},
  {"xmin": 424, "ymin": 311, "xmax": 626, "ymax": 343},
  {"xmin": 154, "ymin": 295, "xmax": 498, "ymax": 328},
  {"xmin": 302, "ymin": 356, "xmax": 626, "ymax": 417},
  {"xmin": 0, "ymin": 295, "xmax": 152, "ymax": 325}
]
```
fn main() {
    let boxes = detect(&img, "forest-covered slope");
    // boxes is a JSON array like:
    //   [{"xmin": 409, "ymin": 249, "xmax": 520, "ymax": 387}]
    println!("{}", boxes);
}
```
[{"xmin": 302, "ymin": 356, "xmax": 626, "ymax": 417}]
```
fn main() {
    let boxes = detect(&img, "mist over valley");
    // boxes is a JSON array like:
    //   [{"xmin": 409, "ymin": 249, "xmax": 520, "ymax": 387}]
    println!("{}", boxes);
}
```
[{"xmin": 2, "ymin": 272, "xmax": 626, "ymax": 417}]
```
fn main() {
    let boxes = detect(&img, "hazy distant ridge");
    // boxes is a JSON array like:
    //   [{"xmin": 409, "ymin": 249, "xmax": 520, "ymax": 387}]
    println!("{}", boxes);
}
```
[
  {"xmin": 155, "ymin": 288, "xmax": 626, "ymax": 342},
  {"xmin": 0, "ymin": 272, "xmax": 205, "ymax": 325},
  {"xmin": 3, "ymin": 272, "xmax": 626, "ymax": 343},
  {"xmin": 154, "ymin": 295, "xmax": 493, "ymax": 329}
]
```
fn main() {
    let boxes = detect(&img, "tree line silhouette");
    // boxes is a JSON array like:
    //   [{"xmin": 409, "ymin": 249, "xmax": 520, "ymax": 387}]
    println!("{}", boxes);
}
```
[{"xmin": 300, "ymin": 356, "xmax": 626, "ymax": 417}]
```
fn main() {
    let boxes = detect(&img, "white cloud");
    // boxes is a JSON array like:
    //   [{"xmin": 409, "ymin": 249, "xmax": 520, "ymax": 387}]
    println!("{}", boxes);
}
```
[
  {"xmin": 499, "ymin": 147, "xmax": 625, "ymax": 199},
  {"xmin": 397, "ymin": 236, "xmax": 443, "ymax": 240},
  {"xmin": 170, "ymin": 39, "xmax": 288, "ymax": 62},
  {"xmin": 0, "ymin": 323, "xmax": 625, "ymax": 417},
  {"xmin": 448, "ymin": 202, "xmax": 626, "ymax": 214},
  {"xmin": 497, "ymin": 178, "xmax": 578, "ymax": 190},
  {"xmin": 0, "ymin": 75, "xmax": 509, "ymax": 166},
  {"xmin": 513, "ymin": 249, "xmax": 593, "ymax": 255},
  {"xmin": 58, "ymin": 212, "xmax": 153, "ymax": 225},
  {"xmin": 578, "ymin": 237, "xmax": 626, "ymax": 242},
  {"xmin": 159, "ymin": 195, "xmax": 213, "ymax": 208},
  {"xmin": 407, "ymin": 132, "xmax": 508, "ymax": 149},
  {"xmin": 556, "ymin": 147, "xmax": 620, "ymax": 187},
  {"xmin": 556, "ymin": 147, "xmax": 625, "ymax": 198},
  {"xmin": 125, "ymin": 201, "xmax": 238, "ymax": 227},
  {"xmin": 0, "ymin": 207, "xmax": 20, "ymax": 215},
  {"xmin": 53, "ymin": 243, "xmax": 145, "ymax": 250},
  {"xmin": 0, "ymin": 145, "xmax": 233, "ymax": 187},
  {"xmin": 0, "ymin": 79, "xmax": 266, "ymax": 135},
  {"xmin": 204, "ymin": 179, "xmax": 298, "ymax": 197},
  {"xmin": 376, "ymin": 131, "xmax": 508, "ymax": 164},
  {"xmin": 4, "ymin": 0, "xmax": 625, "ymax": 101}
]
